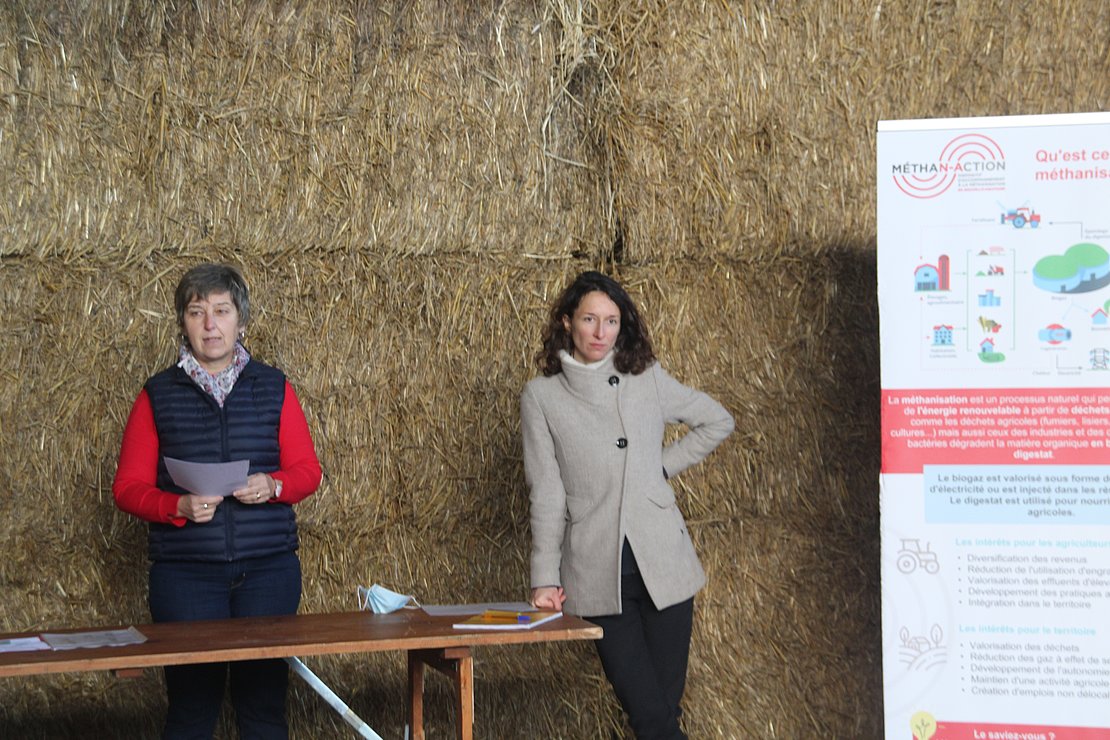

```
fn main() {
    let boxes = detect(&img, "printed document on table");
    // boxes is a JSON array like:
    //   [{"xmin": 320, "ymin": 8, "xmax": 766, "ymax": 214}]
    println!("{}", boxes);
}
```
[
  {"xmin": 423, "ymin": 602, "xmax": 536, "ymax": 617},
  {"xmin": 0, "ymin": 636, "xmax": 50, "ymax": 653},
  {"xmin": 40, "ymin": 626, "xmax": 147, "ymax": 650}
]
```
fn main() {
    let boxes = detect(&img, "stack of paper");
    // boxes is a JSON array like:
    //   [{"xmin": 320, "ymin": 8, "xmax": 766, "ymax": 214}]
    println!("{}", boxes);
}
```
[{"xmin": 452, "ymin": 610, "xmax": 563, "ymax": 630}]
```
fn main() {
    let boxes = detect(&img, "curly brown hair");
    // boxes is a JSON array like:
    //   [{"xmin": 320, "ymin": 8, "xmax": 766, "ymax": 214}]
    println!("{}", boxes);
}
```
[{"xmin": 535, "ymin": 271, "xmax": 655, "ymax": 376}]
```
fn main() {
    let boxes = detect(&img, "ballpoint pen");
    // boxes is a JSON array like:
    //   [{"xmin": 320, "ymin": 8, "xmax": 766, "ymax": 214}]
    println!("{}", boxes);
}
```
[{"xmin": 481, "ymin": 611, "xmax": 532, "ymax": 622}]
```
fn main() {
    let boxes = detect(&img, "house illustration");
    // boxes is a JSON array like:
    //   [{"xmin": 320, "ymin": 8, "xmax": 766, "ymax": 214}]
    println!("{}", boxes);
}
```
[
  {"xmin": 979, "ymin": 338, "xmax": 995, "ymax": 354},
  {"xmin": 1093, "ymin": 308, "xmax": 1108, "ymax": 326}
]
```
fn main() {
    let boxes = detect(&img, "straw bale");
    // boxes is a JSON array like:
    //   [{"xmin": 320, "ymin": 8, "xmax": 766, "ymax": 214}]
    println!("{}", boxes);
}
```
[
  {"xmin": 0, "ymin": 0, "xmax": 1101, "ymax": 736},
  {"xmin": 0, "ymin": 1, "xmax": 611, "ymax": 261},
  {"xmin": 558, "ymin": 0, "xmax": 1110, "ymax": 262}
]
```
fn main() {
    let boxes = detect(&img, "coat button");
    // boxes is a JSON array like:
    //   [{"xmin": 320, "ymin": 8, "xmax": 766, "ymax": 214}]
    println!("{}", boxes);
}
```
[
  {"xmin": 616, "ymin": 437, "xmax": 628, "ymax": 448},
  {"xmin": 608, "ymin": 375, "xmax": 620, "ymax": 386}
]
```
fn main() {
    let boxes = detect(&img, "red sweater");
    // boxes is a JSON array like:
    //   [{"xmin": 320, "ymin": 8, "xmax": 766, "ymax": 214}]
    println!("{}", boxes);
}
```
[{"xmin": 113, "ymin": 381, "xmax": 322, "ymax": 526}]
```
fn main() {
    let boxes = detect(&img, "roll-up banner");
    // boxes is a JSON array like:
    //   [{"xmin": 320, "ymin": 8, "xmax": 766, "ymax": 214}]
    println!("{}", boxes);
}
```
[{"xmin": 878, "ymin": 112, "xmax": 1110, "ymax": 740}]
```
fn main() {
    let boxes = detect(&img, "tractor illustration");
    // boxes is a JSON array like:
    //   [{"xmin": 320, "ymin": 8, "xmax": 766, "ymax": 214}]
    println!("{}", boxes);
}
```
[
  {"xmin": 1001, "ymin": 206, "xmax": 1041, "ymax": 229},
  {"xmin": 897, "ymin": 539, "xmax": 939, "ymax": 575}
]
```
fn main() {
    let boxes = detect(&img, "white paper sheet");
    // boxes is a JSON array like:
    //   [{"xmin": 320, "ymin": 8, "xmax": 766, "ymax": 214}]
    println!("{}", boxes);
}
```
[
  {"xmin": 0, "ymin": 636, "xmax": 50, "ymax": 653},
  {"xmin": 422, "ymin": 601, "xmax": 536, "ymax": 617},
  {"xmin": 39, "ymin": 626, "xmax": 147, "ymax": 650},
  {"xmin": 164, "ymin": 457, "xmax": 249, "ymax": 497}
]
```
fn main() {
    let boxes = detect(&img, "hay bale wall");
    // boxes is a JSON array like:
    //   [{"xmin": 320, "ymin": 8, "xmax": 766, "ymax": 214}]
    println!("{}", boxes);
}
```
[{"xmin": 0, "ymin": 1, "xmax": 1105, "ymax": 737}]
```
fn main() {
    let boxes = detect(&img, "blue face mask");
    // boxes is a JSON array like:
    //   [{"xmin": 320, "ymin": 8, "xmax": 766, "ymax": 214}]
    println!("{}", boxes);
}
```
[{"xmin": 357, "ymin": 584, "xmax": 418, "ymax": 614}]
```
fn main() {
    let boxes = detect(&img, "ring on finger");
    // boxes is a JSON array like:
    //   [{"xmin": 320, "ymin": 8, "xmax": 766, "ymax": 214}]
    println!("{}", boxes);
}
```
[
  {"xmin": 203, "ymin": 503, "xmax": 209, "ymax": 509},
  {"xmin": 255, "ymin": 492, "xmax": 261, "ymax": 500}
]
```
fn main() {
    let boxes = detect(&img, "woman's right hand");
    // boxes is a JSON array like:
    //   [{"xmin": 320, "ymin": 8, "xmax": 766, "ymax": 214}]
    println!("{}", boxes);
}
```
[
  {"xmin": 531, "ymin": 586, "xmax": 567, "ymax": 610},
  {"xmin": 177, "ymin": 494, "xmax": 222, "ymax": 523}
]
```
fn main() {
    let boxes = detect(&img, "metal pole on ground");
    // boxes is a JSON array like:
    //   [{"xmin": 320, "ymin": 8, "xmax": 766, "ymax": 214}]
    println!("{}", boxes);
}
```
[{"xmin": 285, "ymin": 656, "xmax": 383, "ymax": 739}]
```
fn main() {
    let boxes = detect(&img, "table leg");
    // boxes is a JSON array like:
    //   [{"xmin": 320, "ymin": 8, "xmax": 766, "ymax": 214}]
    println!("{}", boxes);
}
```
[
  {"xmin": 407, "ymin": 647, "xmax": 473, "ymax": 740},
  {"xmin": 454, "ymin": 651, "xmax": 473, "ymax": 740},
  {"xmin": 407, "ymin": 651, "xmax": 426, "ymax": 740}
]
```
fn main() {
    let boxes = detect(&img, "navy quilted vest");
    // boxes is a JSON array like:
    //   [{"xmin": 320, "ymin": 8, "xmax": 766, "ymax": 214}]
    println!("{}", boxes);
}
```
[{"xmin": 145, "ymin": 359, "xmax": 298, "ymax": 562}]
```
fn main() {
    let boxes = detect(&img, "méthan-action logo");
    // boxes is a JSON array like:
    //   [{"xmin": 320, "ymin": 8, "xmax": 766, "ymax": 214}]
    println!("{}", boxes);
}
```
[{"xmin": 892, "ymin": 133, "xmax": 1006, "ymax": 199}]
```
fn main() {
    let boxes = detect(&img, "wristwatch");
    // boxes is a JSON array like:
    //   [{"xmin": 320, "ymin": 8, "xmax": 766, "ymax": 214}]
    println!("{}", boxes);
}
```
[{"xmin": 273, "ymin": 479, "xmax": 283, "ymax": 500}]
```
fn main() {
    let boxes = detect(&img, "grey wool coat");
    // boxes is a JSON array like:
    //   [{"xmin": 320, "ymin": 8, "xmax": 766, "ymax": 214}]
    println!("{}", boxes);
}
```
[{"xmin": 521, "ymin": 353, "xmax": 734, "ymax": 617}]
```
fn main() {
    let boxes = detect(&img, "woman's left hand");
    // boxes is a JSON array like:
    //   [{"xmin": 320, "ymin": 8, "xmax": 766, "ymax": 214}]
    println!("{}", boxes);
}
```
[
  {"xmin": 232, "ymin": 473, "xmax": 276, "ymax": 504},
  {"xmin": 531, "ymin": 586, "xmax": 567, "ymax": 610}
]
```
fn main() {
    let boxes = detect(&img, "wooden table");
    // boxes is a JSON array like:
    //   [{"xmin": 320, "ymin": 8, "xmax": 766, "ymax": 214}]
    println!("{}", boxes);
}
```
[{"xmin": 0, "ymin": 610, "xmax": 601, "ymax": 739}]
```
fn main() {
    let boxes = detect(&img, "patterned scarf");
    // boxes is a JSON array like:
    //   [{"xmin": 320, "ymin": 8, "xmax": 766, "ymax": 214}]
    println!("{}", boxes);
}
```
[{"xmin": 177, "ymin": 341, "xmax": 250, "ymax": 407}]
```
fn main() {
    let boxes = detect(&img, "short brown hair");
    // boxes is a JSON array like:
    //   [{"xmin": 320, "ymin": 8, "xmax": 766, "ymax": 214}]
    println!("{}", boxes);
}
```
[{"xmin": 174, "ymin": 264, "xmax": 251, "ymax": 330}]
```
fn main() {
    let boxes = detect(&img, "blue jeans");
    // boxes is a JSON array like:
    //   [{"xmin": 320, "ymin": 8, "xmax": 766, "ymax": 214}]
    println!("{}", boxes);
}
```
[{"xmin": 148, "ymin": 552, "xmax": 302, "ymax": 740}]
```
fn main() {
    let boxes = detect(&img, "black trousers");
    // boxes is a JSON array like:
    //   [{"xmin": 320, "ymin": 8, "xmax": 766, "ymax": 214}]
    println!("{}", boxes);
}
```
[{"xmin": 587, "ymin": 570, "xmax": 694, "ymax": 740}]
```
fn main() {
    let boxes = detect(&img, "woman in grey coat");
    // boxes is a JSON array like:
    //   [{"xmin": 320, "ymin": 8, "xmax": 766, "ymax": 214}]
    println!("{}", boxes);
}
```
[{"xmin": 522, "ymin": 271, "xmax": 733, "ymax": 739}]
